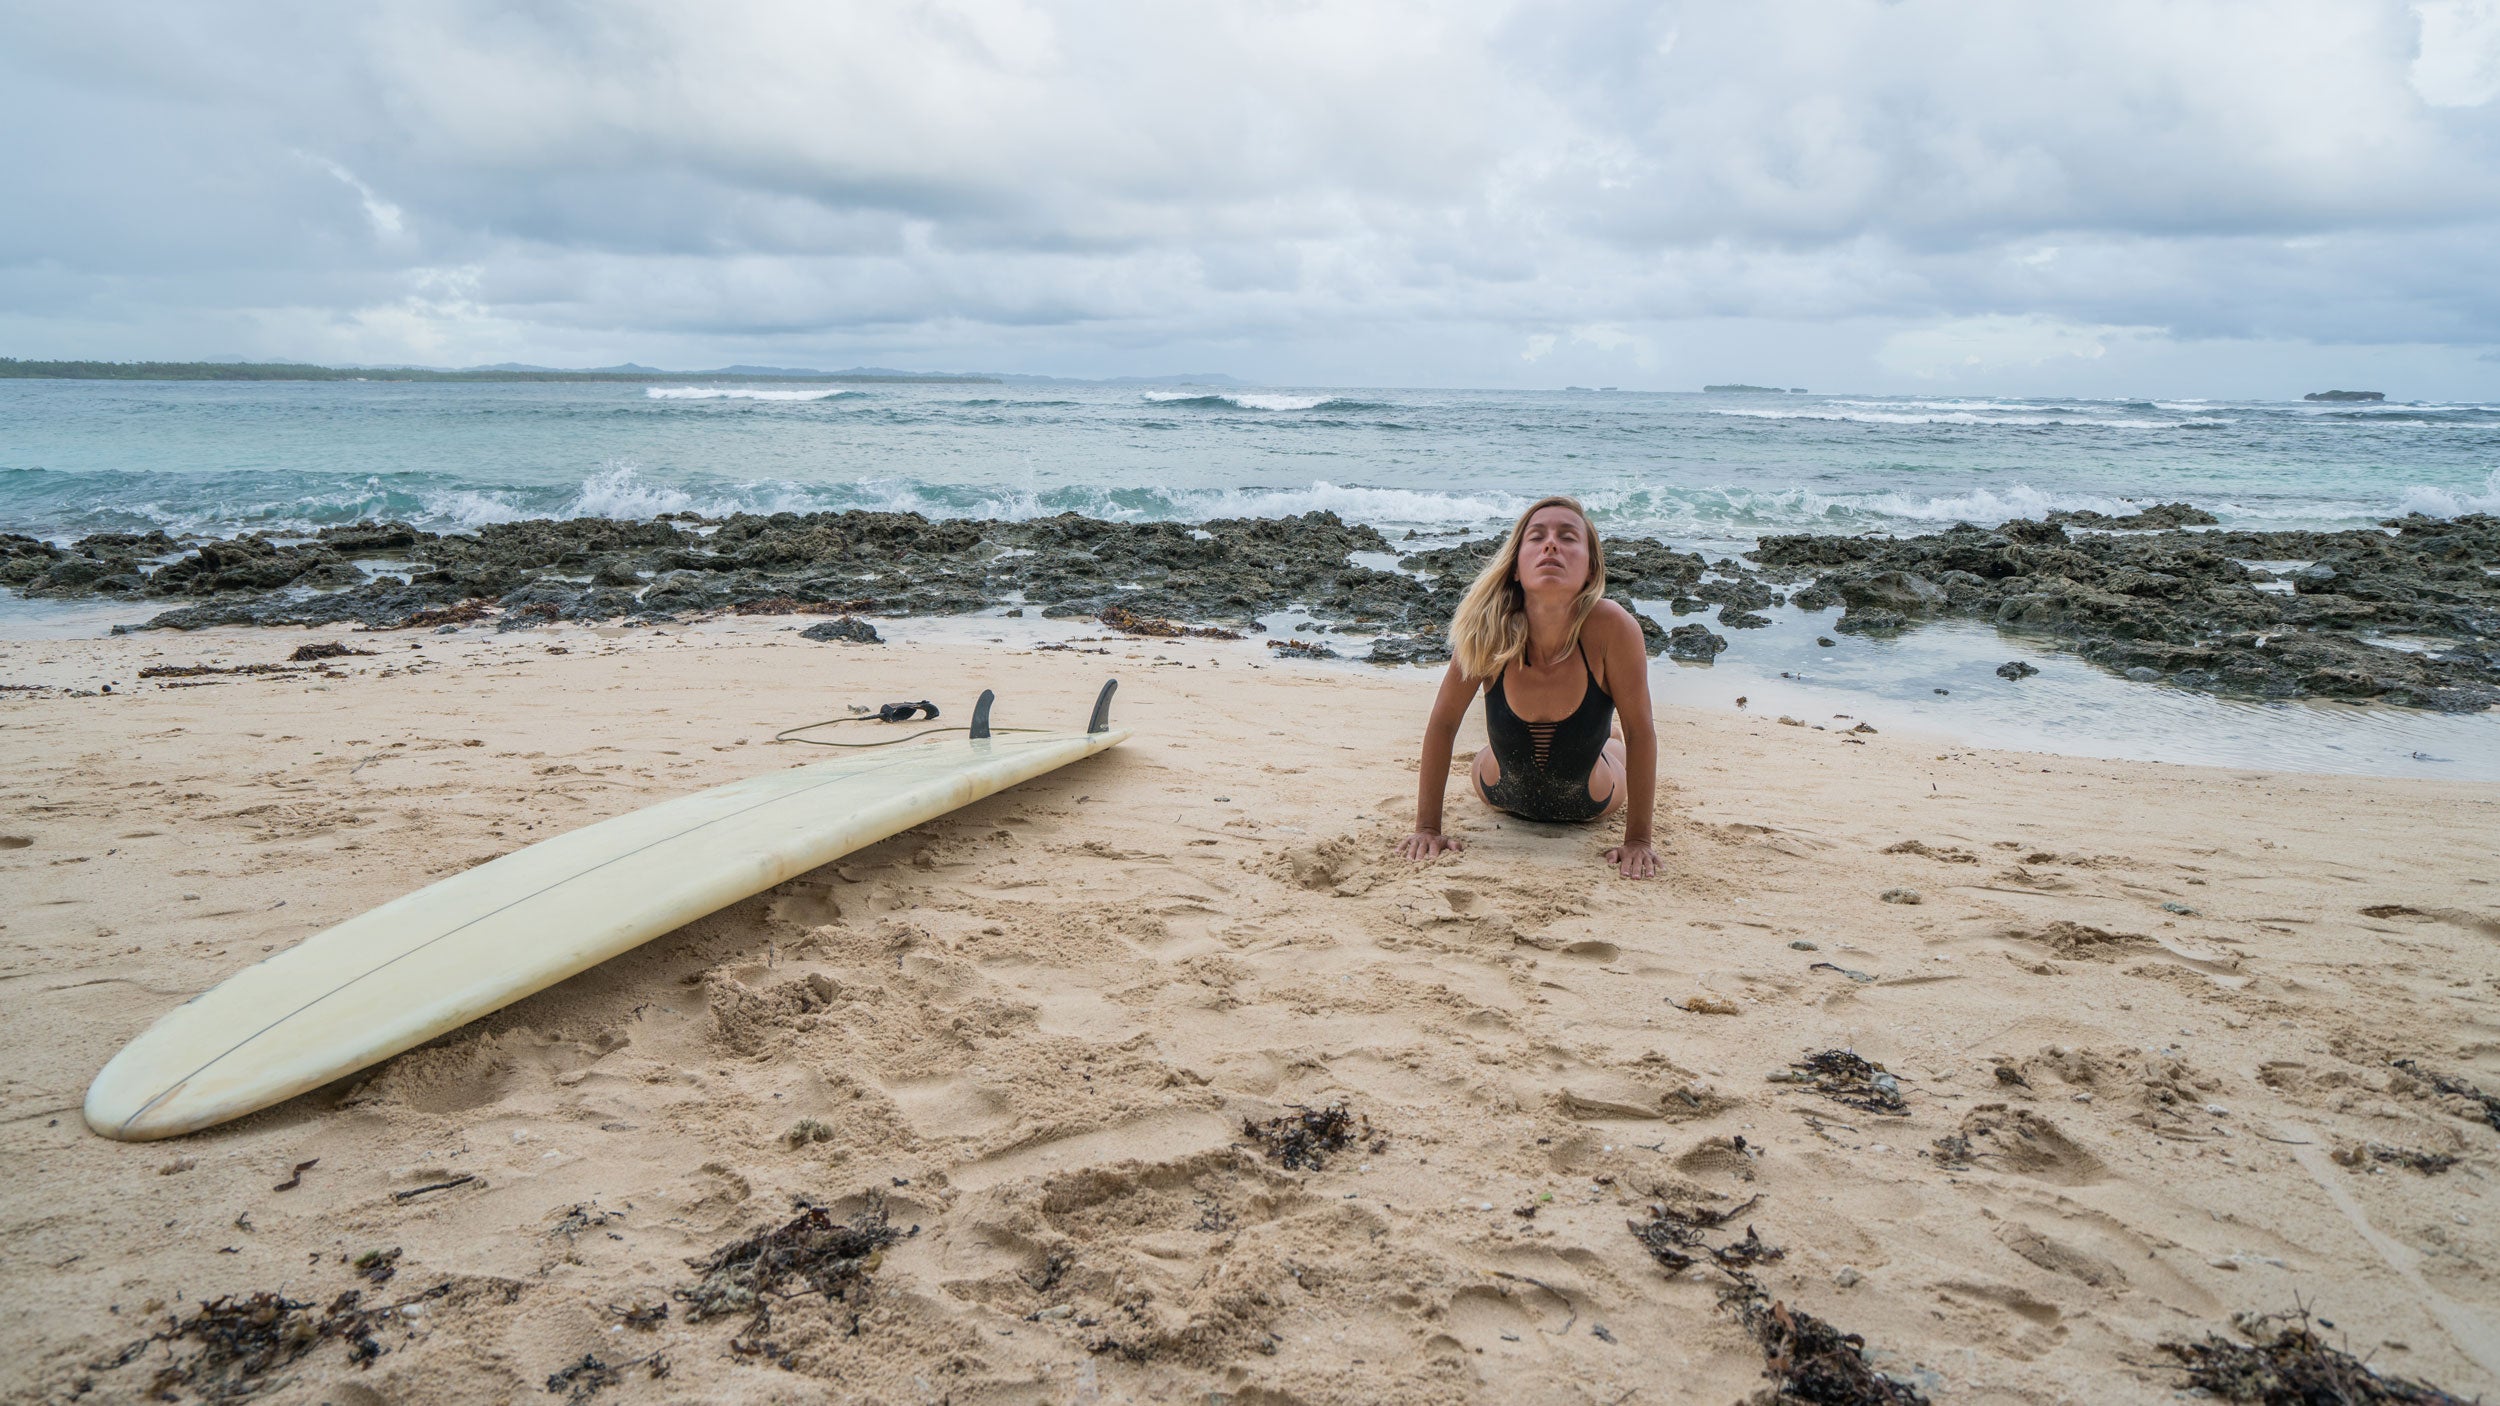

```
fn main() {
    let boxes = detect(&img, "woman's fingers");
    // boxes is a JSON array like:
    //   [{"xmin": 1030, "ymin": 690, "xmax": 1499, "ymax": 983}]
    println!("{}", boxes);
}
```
[{"xmin": 1400, "ymin": 832, "xmax": 1463, "ymax": 861}]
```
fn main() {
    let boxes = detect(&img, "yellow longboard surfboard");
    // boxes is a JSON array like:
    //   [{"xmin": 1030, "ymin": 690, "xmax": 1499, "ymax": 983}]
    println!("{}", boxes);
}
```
[{"xmin": 86, "ymin": 685, "xmax": 1127, "ymax": 1141}]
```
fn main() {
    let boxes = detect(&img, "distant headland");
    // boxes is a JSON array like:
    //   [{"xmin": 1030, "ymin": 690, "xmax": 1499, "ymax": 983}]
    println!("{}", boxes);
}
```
[{"xmin": 0, "ymin": 357, "xmax": 998, "ymax": 384}]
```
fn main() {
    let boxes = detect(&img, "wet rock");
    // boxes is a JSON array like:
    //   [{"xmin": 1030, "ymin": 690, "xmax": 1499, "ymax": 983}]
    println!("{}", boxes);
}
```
[
  {"xmin": 1718, "ymin": 607, "xmax": 1770, "ymax": 629},
  {"xmin": 1832, "ymin": 608, "xmax": 1906, "ymax": 636},
  {"xmin": 1996, "ymin": 660, "xmax": 2040, "ymax": 680},
  {"xmin": 1788, "ymin": 580, "xmax": 1843, "ymax": 610},
  {"xmin": 1666, "ymin": 623, "xmax": 1728, "ymax": 661},
  {"xmin": 2047, "ymin": 502, "xmax": 2220, "ymax": 530},
  {"xmin": 1749, "ymin": 509, "xmax": 2500, "ymax": 711},
  {"xmin": 1367, "ymin": 630, "xmax": 1452, "ymax": 665},
  {"xmin": 70, "ymin": 505, "xmax": 2498, "ymax": 712},
  {"xmin": 1837, "ymin": 570, "xmax": 1948, "ymax": 615},
  {"xmin": 800, "ymin": 616, "xmax": 882, "ymax": 644}
]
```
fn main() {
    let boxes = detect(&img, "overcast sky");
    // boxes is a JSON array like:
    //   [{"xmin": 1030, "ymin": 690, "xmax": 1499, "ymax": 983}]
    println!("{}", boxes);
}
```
[{"xmin": 4, "ymin": 2, "xmax": 2498, "ymax": 395}]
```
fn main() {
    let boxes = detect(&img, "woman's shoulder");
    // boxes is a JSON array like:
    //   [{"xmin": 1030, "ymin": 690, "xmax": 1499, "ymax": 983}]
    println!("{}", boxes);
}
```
[{"xmin": 1582, "ymin": 596, "xmax": 1644, "ymax": 644}]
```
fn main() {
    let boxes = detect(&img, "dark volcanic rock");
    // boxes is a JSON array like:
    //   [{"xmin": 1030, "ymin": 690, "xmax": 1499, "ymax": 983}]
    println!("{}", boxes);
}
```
[
  {"xmin": 1367, "ymin": 632, "xmax": 1451, "ymax": 666},
  {"xmin": 1751, "ymin": 510, "xmax": 2500, "ymax": 710},
  {"xmin": 1718, "ymin": 606, "xmax": 1770, "ymax": 629},
  {"xmin": 1832, "ymin": 608, "xmax": 1906, "ymax": 636},
  {"xmin": 800, "ymin": 616, "xmax": 882, "ymax": 644},
  {"xmin": 45, "ymin": 502, "xmax": 2498, "ymax": 710},
  {"xmin": 2046, "ymin": 502, "xmax": 2220, "ymax": 530},
  {"xmin": 1665, "ymin": 623, "xmax": 1727, "ymax": 661},
  {"xmin": 1996, "ymin": 660, "xmax": 2040, "ymax": 680}
]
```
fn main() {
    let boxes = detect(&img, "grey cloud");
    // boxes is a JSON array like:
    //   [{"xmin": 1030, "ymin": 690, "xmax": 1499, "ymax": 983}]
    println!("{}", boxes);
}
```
[{"xmin": 0, "ymin": 0, "xmax": 2495, "ymax": 387}]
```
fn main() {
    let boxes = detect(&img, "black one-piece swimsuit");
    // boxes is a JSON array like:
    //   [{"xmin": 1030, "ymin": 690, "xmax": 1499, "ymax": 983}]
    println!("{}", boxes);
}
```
[{"xmin": 1481, "ymin": 644, "xmax": 1616, "ymax": 823}]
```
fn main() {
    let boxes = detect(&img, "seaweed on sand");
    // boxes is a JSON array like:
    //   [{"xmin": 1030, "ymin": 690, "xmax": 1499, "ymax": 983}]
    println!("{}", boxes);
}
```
[
  {"xmin": 1097, "ymin": 604, "xmax": 1243, "ymax": 640},
  {"xmin": 2332, "ymin": 1141, "xmax": 2459, "ymax": 1175},
  {"xmin": 677, "ymin": 1195, "xmax": 903, "ymax": 1328},
  {"xmin": 1241, "ymin": 1102, "xmax": 1378, "ymax": 1171},
  {"xmin": 1720, "ymin": 1275, "xmax": 1930, "ymax": 1405},
  {"xmin": 1786, "ymin": 1050, "xmax": 1909, "ymax": 1116},
  {"xmin": 545, "ymin": 1350, "xmax": 668, "ymax": 1401},
  {"xmin": 2159, "ymin": 1309, "xmax": 2472, "ymax": 1403},
  {"xmin": 1628, "ymin": 1195, "xmax": 1785, "ymax": 1274},
  {"xmin": 2393, "ymin": 1058, "xmax": 2500, "ymax": 1133},
  {"xmin": 95, "ymin": 1285, "xmax": 440, "ymax": 1400}
]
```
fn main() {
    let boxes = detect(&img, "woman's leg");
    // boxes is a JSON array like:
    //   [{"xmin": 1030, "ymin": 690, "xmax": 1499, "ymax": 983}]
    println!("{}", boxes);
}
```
[
  {"xmin": 1587, "ymin": 737, "xmax": 1627, "ymax": 818},
  {"xmin": 1470, "ymin": 745, "xmax": 1502, "ymax": 807}
]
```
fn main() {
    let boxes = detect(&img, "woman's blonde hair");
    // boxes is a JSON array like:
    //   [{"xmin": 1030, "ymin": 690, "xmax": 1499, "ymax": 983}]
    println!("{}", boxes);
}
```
[{"xmin": 1448, "ymin": 495, "xmax": 1607, "ymax": 681}]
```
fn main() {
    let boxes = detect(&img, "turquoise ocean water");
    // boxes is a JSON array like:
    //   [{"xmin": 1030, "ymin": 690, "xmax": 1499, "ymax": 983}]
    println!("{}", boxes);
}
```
[{"xmin": 3, "ymin": 379, "xmax": 2496, "ymax": 776}]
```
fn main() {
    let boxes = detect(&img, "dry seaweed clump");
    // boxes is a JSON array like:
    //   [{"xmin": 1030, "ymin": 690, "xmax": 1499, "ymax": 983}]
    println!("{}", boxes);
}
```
[
  {"xmin": 1722, "ymin": 1276, "xmax": 1930, "ymax": 1405},
  {"xmin": 546, "ymin": 1350, "xmax": 669, "ymax": 1402},
  {"xmin": 2160, "ymin": 1310, "xmax": 2472, "ymax": 1404},
  {"xmin": 1241, "ymin": 1102, "xmax": 1379, "ymax": 1171},
  {"xmin": 1629, "ymin": 1195, "xmax": 1785, "ymax": 1274},
  {"xmin": 1777, "ymin": 1049, "xmax": 1909, "ymax": 1116},
  {"xmin": 678, "ymin": 1195, "xmax": 905, "ymax": 1327},
  {"xmin": 2393, "ymin": 1058, "xmax": 2500, "ymax": 1132},
  {"xmin": 92, "ymin": 1287, "xmax": 425, "ymax": 1400},
  {"xmin": 1098, "ymin": 604, "xmax": 1243, "ymax": 640},
  {"xmin": 2332, "ymin": 1140, "xmax": 2459, "ymax": 1175}
]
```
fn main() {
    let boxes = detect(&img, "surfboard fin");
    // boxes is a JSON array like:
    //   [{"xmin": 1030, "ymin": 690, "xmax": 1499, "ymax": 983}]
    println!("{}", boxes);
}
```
[
  {"xmin": 1088, "ymin": 678, "xmax": 1118, "ymax": 734},
  {"xmin": 970, "ymin": 689, "xmax": 995, "ymax": 740}
]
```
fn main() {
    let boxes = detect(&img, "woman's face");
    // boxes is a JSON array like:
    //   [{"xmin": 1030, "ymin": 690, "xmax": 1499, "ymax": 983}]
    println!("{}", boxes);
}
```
[{"xmin": 1514, "ymin": 506, "xmax": 1592, "ymax": 596}]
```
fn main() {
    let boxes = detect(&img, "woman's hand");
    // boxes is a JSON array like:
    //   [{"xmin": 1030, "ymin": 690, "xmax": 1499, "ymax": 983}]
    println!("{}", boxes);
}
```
[
  {"xmin": 1604, "ymin": 839, "xmax": 1660, "ymax": 879},
  {"xmin": 1399, "ymin": 830, "xmax": 1466, "ymax": 862}
]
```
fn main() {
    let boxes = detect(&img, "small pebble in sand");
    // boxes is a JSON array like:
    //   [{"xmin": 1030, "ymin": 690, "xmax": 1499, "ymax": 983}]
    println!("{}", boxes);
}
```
[
  {"xmin": 1789, "ymin": 939, "xmax": 1819, "ymax": 950},
  {"xmin": 1879, "ymin": 888, "xmax": 1921, "ymax": 905},
  {"xmin": 1832, "ymin": 1266, "xmax": 1862, "ymax": 1288}
]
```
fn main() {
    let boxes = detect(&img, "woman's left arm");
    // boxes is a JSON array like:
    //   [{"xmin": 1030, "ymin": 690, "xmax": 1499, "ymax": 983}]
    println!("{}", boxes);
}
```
[{"xmin": 1597, "ymin": 604, "xmax": 1660, "ymax": 877}]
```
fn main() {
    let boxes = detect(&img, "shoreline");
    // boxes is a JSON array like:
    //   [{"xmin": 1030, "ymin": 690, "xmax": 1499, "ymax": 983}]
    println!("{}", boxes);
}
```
[
  {"xmin": 5, "ymin": 620, "xmax": 2498, "ymax": 1401},
  {"xmin": 6, "ymin": 607, "xmax": 2500, "ymax": 782}
]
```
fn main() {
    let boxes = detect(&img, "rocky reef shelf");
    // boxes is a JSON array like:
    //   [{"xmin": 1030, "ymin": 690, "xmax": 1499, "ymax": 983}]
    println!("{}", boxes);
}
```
[{"xmin": 4, "ymin": 502, "xmax": 2495, "ymax": 712}]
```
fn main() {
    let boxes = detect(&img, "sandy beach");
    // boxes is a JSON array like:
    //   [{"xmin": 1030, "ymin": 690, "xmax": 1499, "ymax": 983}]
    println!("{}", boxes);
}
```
[{"xmin": 6, "ymin": 615, "xmax": 2500, "ymax": 1403}]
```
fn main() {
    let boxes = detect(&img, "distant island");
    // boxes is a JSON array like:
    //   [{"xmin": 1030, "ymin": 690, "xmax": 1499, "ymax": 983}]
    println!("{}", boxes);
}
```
[
  {"xmin": 1703, "ymin": 383, "xmax": 1806, "ymax": 393},
  {"xmin": 2303, "ymin": 389, "xmax": 2385, "ymax": 402},
  {"xmin": 0, "ymin": 357, "xmax": 998, "ymax": 384}
]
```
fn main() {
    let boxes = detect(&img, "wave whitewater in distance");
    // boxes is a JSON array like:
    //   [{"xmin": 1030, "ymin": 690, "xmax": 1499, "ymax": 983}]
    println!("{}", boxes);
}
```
[{"xmin": 1, "ymin": 381, "xmax": 2494, "ymax": 549}]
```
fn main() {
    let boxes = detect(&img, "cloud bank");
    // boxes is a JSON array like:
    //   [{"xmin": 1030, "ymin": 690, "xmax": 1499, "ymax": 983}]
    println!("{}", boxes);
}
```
[{"xmin": 1, "ymin": 1, "xmax": 2496, "ymax": 393}]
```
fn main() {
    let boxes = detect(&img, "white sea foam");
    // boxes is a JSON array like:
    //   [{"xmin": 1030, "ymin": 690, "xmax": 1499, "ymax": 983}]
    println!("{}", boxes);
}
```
[
  {"xmin": 1710, "ymin": 407, "xmax": 2214, "ymax": 429},
  {"xmin": 569, "ymin": 462, "xmax": 696, "ymax": 518},
  {"xmin": 645, "ymin": 386, "xmax": 856, "ymax": 401},
  {"xmin": 425, "ymin": 488, "xmax": 531, "ymax": 528},
  {"xmin": 2395, "ymin": 468, "xmax": 2500, "ymax": 518},
  {"xmin": 1139, "ymin": 391, "xmax": 1350, "ymax": 411}
]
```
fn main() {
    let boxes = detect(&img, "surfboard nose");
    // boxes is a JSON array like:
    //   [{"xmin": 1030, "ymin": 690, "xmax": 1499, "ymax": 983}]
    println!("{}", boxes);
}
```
[{"xmin": 84, "ymin": 1058, "xmax": 185, "ymax": 1141}]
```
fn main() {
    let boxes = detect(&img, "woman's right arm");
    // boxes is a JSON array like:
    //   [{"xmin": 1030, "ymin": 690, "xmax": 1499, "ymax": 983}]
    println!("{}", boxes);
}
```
[{"xmin": 1399, "ymin": 660, "xmax": 1479, "ymax": 861}]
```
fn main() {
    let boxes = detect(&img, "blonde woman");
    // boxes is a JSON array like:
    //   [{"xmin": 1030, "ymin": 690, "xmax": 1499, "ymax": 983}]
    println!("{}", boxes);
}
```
[{"xmin": 1397, "ymin": 496, "xmax": 1660, "ymax": 879}]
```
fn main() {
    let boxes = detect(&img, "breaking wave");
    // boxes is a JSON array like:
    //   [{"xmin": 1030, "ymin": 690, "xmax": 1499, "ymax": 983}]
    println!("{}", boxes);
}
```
[{"xmin": 2396, "ymin": 468, "xmax": 2500, "ymax": 518}]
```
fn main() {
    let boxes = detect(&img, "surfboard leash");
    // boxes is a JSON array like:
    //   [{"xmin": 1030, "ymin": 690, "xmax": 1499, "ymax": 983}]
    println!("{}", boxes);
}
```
[{"xmin": 773, "ymin": 687, "xmax": 1054, "ymax": 748}]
